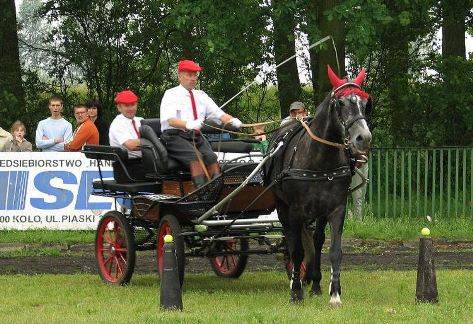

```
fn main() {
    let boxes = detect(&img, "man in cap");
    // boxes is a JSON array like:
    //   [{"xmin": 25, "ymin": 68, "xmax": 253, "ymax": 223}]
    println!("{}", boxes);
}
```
[
  {"xmin": 109, "ymin": 90, "xmax": 145, "ymax": 182},
  {"xmin": 281, "ymin": 101, "xmax": 308, "ymax": 126},
  {"xmin": 160, "ymin": 59, "xmax": 243, "ymax": 188}
]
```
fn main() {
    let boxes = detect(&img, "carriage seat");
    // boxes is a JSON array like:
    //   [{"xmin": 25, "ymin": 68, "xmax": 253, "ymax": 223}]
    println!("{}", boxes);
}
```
[
  {"xmin": 82, "ymin": 145, "xmax": 161, "ymax": 192},
  {"xmin": 140, "ymin": 119, "xmax": 183, "ymax": 179},
  {"xmin": 92, "ymin": 179, "xmax": 160, "ymax": 194}
]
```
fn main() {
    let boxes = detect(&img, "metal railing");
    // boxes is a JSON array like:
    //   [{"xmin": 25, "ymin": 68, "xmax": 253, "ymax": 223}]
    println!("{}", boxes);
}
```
[{"xmin": 365, "ymin": 147, "xmax": 473, "ymax": 218}]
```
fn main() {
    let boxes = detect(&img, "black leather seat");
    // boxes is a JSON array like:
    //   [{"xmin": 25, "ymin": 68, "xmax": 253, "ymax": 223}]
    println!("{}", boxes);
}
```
[
  {"xmin": 92, "ymin": 179, "xmax": 160, "ymax": 194},
  {"xmin": 140, "ymin": 118, "xmax": 185, "ymax": 179}
]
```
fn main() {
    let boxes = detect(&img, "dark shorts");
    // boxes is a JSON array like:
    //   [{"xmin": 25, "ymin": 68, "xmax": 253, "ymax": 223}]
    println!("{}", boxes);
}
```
[{"xmin": 161, "ymin": 129, "xmax": 218, "ymax": 167}]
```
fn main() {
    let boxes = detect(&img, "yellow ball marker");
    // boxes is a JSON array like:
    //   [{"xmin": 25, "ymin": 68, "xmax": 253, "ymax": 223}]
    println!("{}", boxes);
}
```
[{"xmin": 164, "ymin": 234, "xmax": 174, "ymax": 243}]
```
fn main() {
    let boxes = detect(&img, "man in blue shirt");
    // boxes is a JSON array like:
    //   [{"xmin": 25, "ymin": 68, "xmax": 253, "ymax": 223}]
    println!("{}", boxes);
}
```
[{"xmin": 35, "ymin": 96, "xmax": 73, "ymax": 152}]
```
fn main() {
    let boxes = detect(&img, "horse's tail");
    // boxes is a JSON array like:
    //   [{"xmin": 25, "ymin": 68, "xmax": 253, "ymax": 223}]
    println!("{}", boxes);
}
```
[{"xmin": 301, "ymin": 226, "xmax": 315, "ymax": 265}]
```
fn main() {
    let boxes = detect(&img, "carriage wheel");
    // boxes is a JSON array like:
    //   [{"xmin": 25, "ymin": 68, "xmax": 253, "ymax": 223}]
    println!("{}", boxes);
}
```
[
  {"xmin": 156, "ymin": 215, "xmax": 185, "ymax": 286},
  {"xmin": 209, "ymin": 239, "xmax": 249, "ymax": 278},
  {"xmin": 95, "ymin": 211, "xmax": 135, "ymax": 285}
]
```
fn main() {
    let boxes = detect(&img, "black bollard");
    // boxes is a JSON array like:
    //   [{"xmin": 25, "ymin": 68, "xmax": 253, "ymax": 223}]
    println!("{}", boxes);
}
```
[
  {"xmin": 160, "ymin": 235, "xmax": 183, "ymax": 310},
  {"xmin": 416, "ymin": 237, "xmax": 438, "ymax": 303}
]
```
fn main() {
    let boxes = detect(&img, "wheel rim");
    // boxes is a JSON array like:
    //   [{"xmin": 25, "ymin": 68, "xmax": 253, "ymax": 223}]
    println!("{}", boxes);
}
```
[
  {"xmin": 211, "ymin": 240, "xmax": 239, "ymax": 275},
  {"xmin": 96, "ymin": 216, "xmax": 128, "ymax": 283},
  {"xmin": 157, "ymin": 221, "xmax": 172, "ymax": 276}
]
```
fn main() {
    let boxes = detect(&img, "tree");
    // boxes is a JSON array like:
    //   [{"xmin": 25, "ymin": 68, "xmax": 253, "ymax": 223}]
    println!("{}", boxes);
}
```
[
  {"xmin": 272, "ymin": 0, "xmax": 302, "ymax": 117},
  {"xmin": 0, "ymin": 0, "xmax": 25, "ymax": 127},
  {"xmin": 441, "ymin": 0, "xmax": 469, "ymax": 59},
  {"xmin": 310, "ymin": 0, "xmax": 345, "ymax": 102}
]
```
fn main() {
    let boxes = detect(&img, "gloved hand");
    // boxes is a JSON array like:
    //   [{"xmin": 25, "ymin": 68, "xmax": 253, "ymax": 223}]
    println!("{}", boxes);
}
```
[
  {"xmin": 230, "ymin": 118, "xmax": 243, "ymax": 129},
  {"xmin": 186, "ymin": 118, "xmax": 203, "ymax": 131}
]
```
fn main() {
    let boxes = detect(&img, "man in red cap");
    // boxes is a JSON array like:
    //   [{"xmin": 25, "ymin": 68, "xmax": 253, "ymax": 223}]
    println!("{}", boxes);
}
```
[
  {"xmin": 160, "ymin": 60, "xmax": 243, "ymax": 188},
  {"xmin": 109, "ymin": 90, "xmax": 145, "ymax": 182}
]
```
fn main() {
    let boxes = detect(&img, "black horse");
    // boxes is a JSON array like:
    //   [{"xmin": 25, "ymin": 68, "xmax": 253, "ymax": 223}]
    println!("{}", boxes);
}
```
[{"xmin": 266, "ymin": 65, "xmax": 372, "ymax": 305}]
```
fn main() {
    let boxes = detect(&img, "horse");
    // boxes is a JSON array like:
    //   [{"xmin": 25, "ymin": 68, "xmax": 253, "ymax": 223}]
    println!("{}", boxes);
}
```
[{"xmin": 265, "ymin": 65, "xmax": 372, "ymax": 305}]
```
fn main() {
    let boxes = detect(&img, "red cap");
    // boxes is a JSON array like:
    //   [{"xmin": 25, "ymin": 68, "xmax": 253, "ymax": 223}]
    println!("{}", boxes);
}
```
[
  {"xmin": 178, "ymin": 60, "xmax": 203, "ymax": 72},
  {"xmin": 114, "ymin": 90, "xmax": 139, "ymax": 104}
]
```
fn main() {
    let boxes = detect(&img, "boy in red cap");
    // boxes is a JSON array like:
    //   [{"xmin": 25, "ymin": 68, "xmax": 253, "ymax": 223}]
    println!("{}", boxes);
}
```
[
  {"xmin": 160, "ymin": 60, "xmax": 243, "ymax": 188},
  {"xmin": 109, "ymin": 90, "xmax": 146, "ymax": 182}
]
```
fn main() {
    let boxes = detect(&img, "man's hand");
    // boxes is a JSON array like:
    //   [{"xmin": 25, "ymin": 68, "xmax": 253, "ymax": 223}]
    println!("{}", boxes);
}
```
[
  {"xmin": 54, "ymin": 137, "xmax": 64, "ymax": 144},
  {"xmin": 186, "ymin": 119, "xmax": 203, "ymax": 131},
  {"xmin": 42, "ymin": 135, "xmax": 49, "ymax": 140},
  {"xmin": 230, "ymin": 118, "xmax": 243, "ymax": 129}
]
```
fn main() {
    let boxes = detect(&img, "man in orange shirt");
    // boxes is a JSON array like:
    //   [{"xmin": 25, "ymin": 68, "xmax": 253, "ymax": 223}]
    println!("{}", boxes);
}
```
[{"xmin": 65, "ymin": 105, "xmax": 99, "ymax": 151}]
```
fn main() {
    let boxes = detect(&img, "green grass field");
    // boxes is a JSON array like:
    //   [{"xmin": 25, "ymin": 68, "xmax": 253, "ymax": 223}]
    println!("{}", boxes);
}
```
[
  {"xmin": 1, "ymin": 216, "xmax": 472, "ymax": 245},
  {"xmin": 0, "ymin": 271, "xmax": 471, "ymax": 323}
]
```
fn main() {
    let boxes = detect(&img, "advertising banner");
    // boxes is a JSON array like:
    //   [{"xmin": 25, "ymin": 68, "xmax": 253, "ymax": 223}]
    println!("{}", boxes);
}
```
[{"xmin": 0, "ymin": 151, "xmax": 265, "ymax": 230}]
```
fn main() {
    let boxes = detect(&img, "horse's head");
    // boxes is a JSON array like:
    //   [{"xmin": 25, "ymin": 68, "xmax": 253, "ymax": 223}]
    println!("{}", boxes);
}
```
[{"xmin": 327, "ymin": 65, "xmax": 372, "ymax": 155}]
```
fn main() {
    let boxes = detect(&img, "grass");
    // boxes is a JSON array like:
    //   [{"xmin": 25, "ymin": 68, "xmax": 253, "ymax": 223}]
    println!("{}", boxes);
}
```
[
  {"xmin": 1, "ymin": 216, "xmax": 472, "ymax": 246},
  {"xmin": 0, "ymin": 271, "xmax": 471, "ymax": 323},
  {"xmin": 0, "ymin": 247, "xmax": 62, "ymax": 259},
  {"xmin": 0, "ymin": 230, "xmax": 95, "ymax": 245}
]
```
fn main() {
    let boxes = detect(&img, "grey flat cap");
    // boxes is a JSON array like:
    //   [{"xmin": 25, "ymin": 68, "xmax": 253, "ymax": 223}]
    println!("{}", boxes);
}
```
[{"xmin": 289, "ymin": 101, "xmax": 305, "ymax": 111}]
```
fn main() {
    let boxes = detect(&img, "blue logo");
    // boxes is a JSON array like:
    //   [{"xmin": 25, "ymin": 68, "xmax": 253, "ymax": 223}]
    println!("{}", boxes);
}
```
[{"xmin": 0, "ymin": 170, "xmax": 113, "ymax": 211}]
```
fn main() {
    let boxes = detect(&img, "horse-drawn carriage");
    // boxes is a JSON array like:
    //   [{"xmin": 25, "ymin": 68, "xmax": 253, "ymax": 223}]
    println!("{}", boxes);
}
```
[{"xmin": 83, "ymin": 118, "xmax": 284, "ymax": 286}]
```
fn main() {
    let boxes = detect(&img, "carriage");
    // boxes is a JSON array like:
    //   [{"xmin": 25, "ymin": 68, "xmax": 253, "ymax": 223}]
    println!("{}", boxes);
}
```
[{"xmin": 83, "ymin": 118, "xmax": 285, "ymax": 285}]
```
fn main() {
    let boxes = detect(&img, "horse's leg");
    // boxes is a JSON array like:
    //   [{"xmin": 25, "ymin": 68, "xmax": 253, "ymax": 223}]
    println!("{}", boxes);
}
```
[
  {"xmin": 328, "ymin": 206, "xmax": 346, "ymax": 307},
  {"xmin": 286, "ymin": 212, "xmax": 305, "ymax": 303},
  {"xmin": 310, "ymin": 218, "xmax": 327, "ymax": 296}
]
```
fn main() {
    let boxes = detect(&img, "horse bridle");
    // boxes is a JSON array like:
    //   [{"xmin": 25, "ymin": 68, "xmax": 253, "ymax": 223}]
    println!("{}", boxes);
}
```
[{"xmin": 331, "ymin": 83, "xmax": 368, "ymax": 144}]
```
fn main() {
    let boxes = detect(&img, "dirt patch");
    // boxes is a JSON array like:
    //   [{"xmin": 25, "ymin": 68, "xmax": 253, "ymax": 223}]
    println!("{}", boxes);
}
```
[{"xmin": 0, "ymin": 238, "xmax": 472, "ymax": 275}]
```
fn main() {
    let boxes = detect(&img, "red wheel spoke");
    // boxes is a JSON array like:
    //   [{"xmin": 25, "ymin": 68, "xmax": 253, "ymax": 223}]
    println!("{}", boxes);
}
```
[
  {"xmin": 115, "ymin": 247, "xmax": 127, "ymax": 253},
  {"xmin": 104, "ymin": 230, "xmax": 113, "ymax": 244},
  {"xmin": 108, "ymin": 257, "xmax": 114, "ymax": 276},
  {"xmin": 115, "ymin": 256, "xmax": 123, "ymax": 276},
  {"xmin": 230, "ymin": 255, "xmax": 237, "ymax": 268},
  {"xmin": 118, "ymin": 253, "xmax": 127, "ymax": 265}
]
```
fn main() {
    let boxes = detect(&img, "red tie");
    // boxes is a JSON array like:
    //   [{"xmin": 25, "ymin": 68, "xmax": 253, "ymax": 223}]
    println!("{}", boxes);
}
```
[
  {"xmin": 188, "ymin": 89, "xmax": 198, "ymax": 120},
  {"xmin": 131, "ymin": 119, "xmax": 140, "ymax": 138}
]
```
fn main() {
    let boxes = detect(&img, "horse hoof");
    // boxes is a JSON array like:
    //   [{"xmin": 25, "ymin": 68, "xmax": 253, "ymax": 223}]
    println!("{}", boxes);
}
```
[
  {"xmin": 290, "ymin": 289, "xmax": 304, "ymax": 303},
  {"xmin": 329, "ymin": 293, "xmax": 342, "ymax": 308}
]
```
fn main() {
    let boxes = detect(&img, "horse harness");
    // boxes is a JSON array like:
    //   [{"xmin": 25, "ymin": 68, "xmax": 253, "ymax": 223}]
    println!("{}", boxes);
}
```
[{"xmin": 267, "ymin": 82, "xmax": 368, "ymax": 187}]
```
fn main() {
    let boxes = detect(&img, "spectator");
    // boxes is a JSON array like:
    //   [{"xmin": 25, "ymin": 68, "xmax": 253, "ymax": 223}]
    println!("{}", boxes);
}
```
[
  {"xmin": 86, "ymin": 99, "xmax": 110, "ymax": 145},
  {"xmin": 35, "ymin": 96, "xmax": 73, "ymax": 151},
  {"xmin": 2, "ymin": 121, "xmax": 33, "ymax": 152},
  {"xmin": 281, "ymin": 101, "xmax": 308, "ymax": 126},
  {"xmin": 0, "ymin": 125, "xmax": 12, "ymax": 151},
  {"xmin": 64, "ymin": 105, "xmax": 99, "ymax": 151}
]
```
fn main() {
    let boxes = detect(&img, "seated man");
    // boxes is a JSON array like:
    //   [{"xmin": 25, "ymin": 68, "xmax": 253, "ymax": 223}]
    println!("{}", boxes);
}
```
[
  {"xmin": 109, "ymin": 90, "xmax": 146, "ymax": 182},
  {"xmin": 160, "ymin": 60, "xmax": 243, "ymax": 188},
  {"xmin": 64, "ymin": 105, "xmax": 99, "ymax": 151},
  {"xmin": 281, "ymin": 101, "xmax": 308, "ymax": 126}
]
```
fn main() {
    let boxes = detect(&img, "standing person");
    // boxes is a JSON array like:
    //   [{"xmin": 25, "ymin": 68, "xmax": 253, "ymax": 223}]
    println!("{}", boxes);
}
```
[
  {"xmin": 1, "ymin": 121, "xmax": 32, "ymax": 152},
  {"xmin": 0, "ymin": 125, "xmax": 12, "ymax": 151},
  {"xmin": 86, "ymin": 99, "xmax": 109, "ymax": 145},
  {"xmin": 35, "ymin": 96, "xmax": 73, "ymax": 152},
  {"xmin": 349, "ymin": 160, "xmax": 369, "ymax": 219},
  {"xmin": 109, "ymin": 90, "xmax": 145, "ymax": 182},
  {"xmin": 64, "ymin": 105, "xmax": 99, "ymax": 151},
  {"xmin": 160, "ymin": 60, "xmax": 243, "ymax": 188}
]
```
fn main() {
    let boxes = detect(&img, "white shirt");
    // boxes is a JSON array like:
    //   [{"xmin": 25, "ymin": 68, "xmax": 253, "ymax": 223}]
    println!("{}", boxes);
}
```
[
  {"xmin": 109, "ymin": 114, "xmax": 143, "ymax": 158},
  {"xmin": 160, "ymin": 84, "xmax": 225, "ymax": 131}
]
